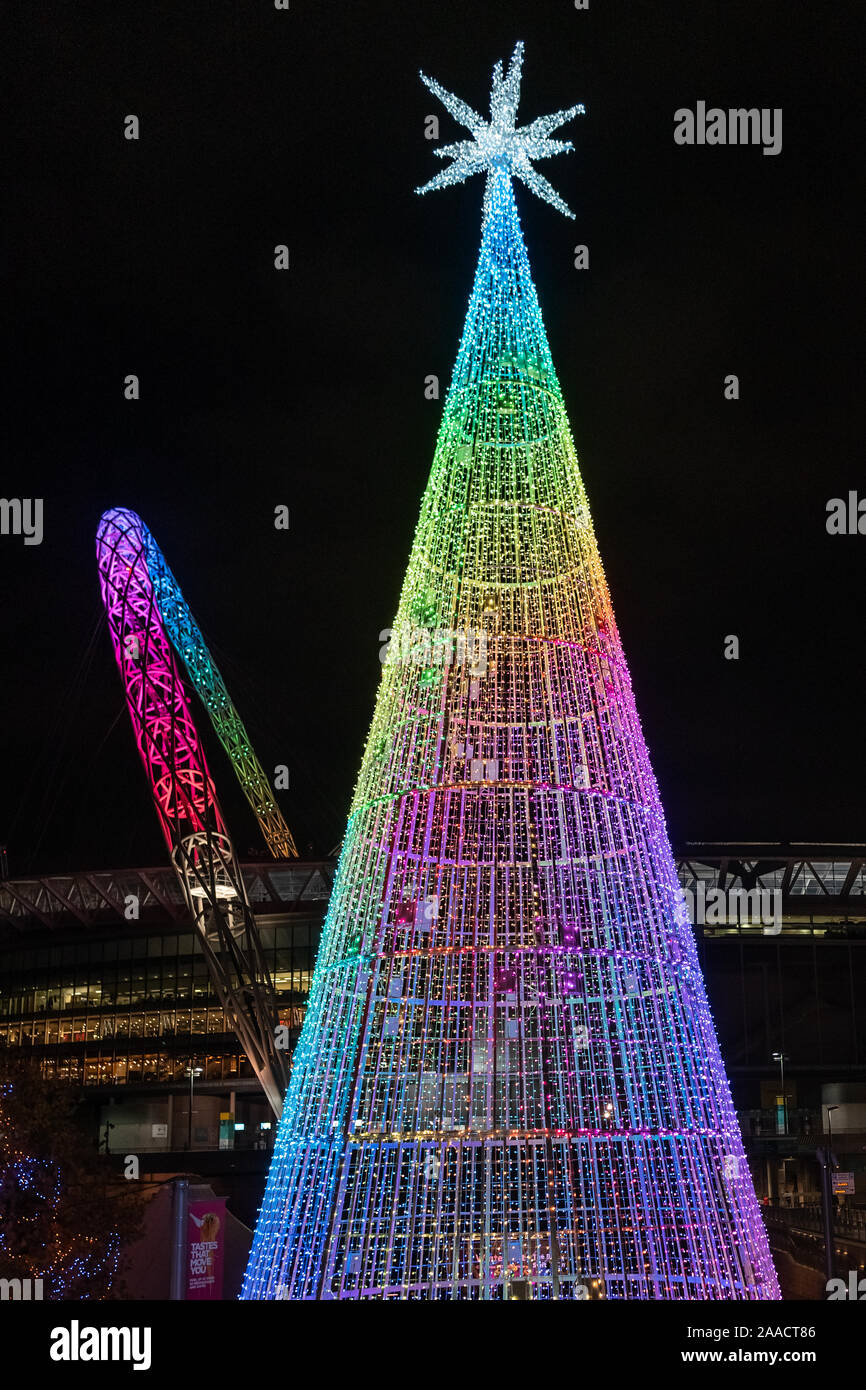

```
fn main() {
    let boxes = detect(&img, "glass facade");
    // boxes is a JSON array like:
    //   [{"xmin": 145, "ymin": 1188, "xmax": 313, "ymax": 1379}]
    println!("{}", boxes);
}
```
[
  {"xmin": 0, "ymin": 919, "xmax": 320, "ymax": 1089},
  {"xmin": 2, "ymin": 849, "xmax": 864, "ymax": 1131}
]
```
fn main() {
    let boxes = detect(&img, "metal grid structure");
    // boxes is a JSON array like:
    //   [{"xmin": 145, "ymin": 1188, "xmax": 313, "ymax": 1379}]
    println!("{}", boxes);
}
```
[
  {"xmin": 95, "ymin": 508, "xmax": 289, "ymax": 1115},
  {"xmin": 242, "ymin": 49, "xmax": 778, "ymax": 1300},
  {"xmin": 143, "ymin": 524, "xmax": 298, "ymax": 860},
  {"xmin": 678, "ymin": 845, "xmax": 866, "ymax": 911},
  {"xmin": 0, "ymin": 863, "xmax": 334, "ymax": 934}
]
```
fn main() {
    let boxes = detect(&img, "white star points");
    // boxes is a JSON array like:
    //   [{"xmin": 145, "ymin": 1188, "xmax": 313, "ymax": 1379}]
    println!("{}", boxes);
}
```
[{"xmin": 416, "ymin": 42, "xmax": 585, "ymax": 218}]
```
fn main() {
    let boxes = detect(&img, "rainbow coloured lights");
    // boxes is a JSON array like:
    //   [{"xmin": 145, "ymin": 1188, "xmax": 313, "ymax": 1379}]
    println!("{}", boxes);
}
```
[
  {"xmin": 96, "ymin": 506, "xmax": 289, "ymax": 1115},
  {"xmin": 97, "ymin": 508, "xmax": 297, "ymax": 859},
  {"xmin": 242, "ymin": 46, "xmax": 779, "ymax": 1299}
]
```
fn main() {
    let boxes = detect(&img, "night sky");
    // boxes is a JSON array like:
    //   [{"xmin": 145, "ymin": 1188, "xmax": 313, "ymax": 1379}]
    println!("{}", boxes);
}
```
[{"xmin": 1, "ymin": 0, "xmax": 862, "ymax": 876}]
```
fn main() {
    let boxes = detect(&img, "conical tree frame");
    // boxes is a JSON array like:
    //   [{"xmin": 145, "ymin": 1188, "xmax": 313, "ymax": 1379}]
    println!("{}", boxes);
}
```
[{"xmin": 242, "ymin": 167, "xmax": 779, "ymax": 1301}]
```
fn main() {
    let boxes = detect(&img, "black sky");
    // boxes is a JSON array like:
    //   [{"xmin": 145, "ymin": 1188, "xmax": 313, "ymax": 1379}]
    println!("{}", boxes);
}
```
[{"xmin": 1, "ymin": 0, "xmax": 863, "ymax": 875}]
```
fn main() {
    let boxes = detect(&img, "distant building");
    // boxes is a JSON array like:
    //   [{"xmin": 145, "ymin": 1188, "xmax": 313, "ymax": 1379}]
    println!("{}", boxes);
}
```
[
  {"xmin": 679, "ymin": 843, "xmax": 866, "ymax": 1204},
  {"xmin": 2, "ymin": 843, "xmax": 865, "ymax": 1204},
  {"xmin": 0, "ymin": 859, "xmax": 332, "ymax": 1154}
]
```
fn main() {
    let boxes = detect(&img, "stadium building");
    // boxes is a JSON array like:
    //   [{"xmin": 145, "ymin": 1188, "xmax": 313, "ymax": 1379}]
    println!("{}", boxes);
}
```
[{"xmin": 2, "ymin": 844, "xmax": 865, "ymax": 1195}]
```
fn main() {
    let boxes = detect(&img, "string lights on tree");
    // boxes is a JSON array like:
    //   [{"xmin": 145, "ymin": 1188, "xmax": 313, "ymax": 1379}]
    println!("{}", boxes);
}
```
[
  {"xmin": 242, "ymin": 43, "xmax": 779, "ymax": 1301},
  {"xmin": 0, "ymin": 1066, "xmax": 141, "ymax": 1299}
]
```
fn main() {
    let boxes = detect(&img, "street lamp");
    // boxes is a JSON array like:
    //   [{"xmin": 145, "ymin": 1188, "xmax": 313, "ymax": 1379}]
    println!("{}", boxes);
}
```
[
  {"xmin": 771, "ymin": 1051, "xmax": 789, "ymax": 1134},
  {"xmin": 185, "ymin": 1065, "xmax": 203, "ymax": 1150},
  {"xmin": 819, "ymin": 1104, "xmax": 840, "ymax": 1284}
]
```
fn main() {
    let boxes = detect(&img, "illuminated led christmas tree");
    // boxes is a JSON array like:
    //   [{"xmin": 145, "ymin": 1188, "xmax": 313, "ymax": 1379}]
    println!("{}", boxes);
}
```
[{"xmin": 243, "ymin": 43, "xmax": 779, "ymax": 1300}]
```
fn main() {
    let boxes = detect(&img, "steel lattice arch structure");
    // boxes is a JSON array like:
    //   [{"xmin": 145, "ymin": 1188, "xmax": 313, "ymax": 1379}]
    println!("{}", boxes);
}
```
[
  {"xmin": 242, "ymin": 47, "xmax": 779, "ymax": 1299},
  {"xmin": 96, "ymin": 506, "xmax": 293, "ymax": 1115}
]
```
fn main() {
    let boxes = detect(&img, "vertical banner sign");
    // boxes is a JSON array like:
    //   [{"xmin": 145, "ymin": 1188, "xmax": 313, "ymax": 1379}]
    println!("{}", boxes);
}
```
[{"xmin": 187, "ymin": 1197, "xmax": 226, "ymax": 1299}]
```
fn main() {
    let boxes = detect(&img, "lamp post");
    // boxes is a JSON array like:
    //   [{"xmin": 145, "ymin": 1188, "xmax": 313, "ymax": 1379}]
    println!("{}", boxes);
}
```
[
  {"xmin": 771, "ymin": 1051, "xmax": 789, "ymax": 1134},
  {"xmin": 819, "ymin": 1104, "xmax": 840, "ymax": 1283},
  {"xmin": 185, "ymin": 1065, "xmax": 203, "ymax": 1150}
]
